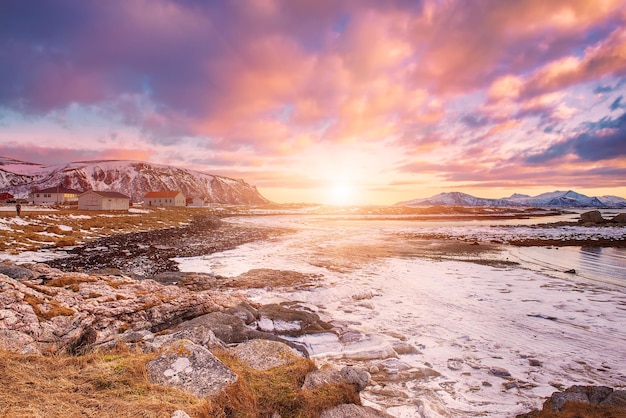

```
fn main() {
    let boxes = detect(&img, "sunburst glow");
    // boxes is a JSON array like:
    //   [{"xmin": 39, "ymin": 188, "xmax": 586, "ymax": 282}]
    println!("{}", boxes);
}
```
[{"xmin": 329, "ymin": 181, "xmax": 355, "ymax": 206}]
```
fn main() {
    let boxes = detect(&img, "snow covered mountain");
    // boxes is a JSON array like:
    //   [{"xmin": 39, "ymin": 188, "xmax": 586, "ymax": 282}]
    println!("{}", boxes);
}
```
[
  {"xmin": 396, "ymin": 190, "xmax": 626, "ymax": 208},
  {"xmin": 396, "ymin": 192, "xmax": 513, "ymax": 207},
  {"xmin": 0, "ymin": 157, "xmax": 269, "ymax": 204}
]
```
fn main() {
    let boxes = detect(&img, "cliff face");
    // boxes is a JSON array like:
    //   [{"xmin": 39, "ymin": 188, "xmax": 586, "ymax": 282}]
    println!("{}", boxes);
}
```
[{"xmin": 0, "ymin": 157, "xmax": 269, "ymax": 204}]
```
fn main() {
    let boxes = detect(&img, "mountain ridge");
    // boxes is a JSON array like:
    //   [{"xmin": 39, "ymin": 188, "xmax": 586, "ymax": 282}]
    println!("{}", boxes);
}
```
[
  {"xmin": 395, "ymin": 190, "xmax": 626, "ymax": 208},
  {"xmin": 0, "ymin": 157, "xmax": 269, "ymax": 205}
]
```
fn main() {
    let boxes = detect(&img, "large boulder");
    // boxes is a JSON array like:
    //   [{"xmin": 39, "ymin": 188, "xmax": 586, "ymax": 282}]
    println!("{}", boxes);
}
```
[
  {"xmin": 303, "ymin": 366, "xmax": 371, "ymax": 392},
  {"xmin": 579, "ymin": 210, "xmax": 604, "ymax": 224},
  {"xmin": 256, "ymin": 303, "xmax": 333, "ymax": 337},
  {"xmin": 320, "ymin": 404, "xmax": 393, "ymax": 418},
  {"xmin": 176, "ymin": 311, "xmax": 310, "ymax": 355},
  {"xmin": 547, "ymin": 385, "xmax": 626, "ymax": 411},
  {"xmin": 516, "ymin": 385, "xmax": 626, "ymax": 417},
  {"xmin": 147, "ymin": 326, "xmax": 225, "ymax": 352},
  {"xmin": 147, "ymin": 340, "xmax": 237, "ymax": 397},
  {"xmin": 229, "ymin": 339, "xmax": 304, "ymax": 370},
  {"xmin": 610, "ymin": 213, "xmax": 626, "ymax": 224}
]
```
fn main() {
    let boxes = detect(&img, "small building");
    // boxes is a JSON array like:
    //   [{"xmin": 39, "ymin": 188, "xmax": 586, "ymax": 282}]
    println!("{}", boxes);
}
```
[
  {"xmin": 78, "ymin": 191, "xmax": 130, "ymax": 211},
  {"xmin": 0, "ymin": 192, "xmax": 14, "ymax": 203},
  {"xmin": 32, "ymin": 186, "xmax": 82, "ymax": 205},
  {"xmin": 187, "ymin": 196, "xmax": 205, "ymax": 207},
  {"xmin": 143, "ymin": 191, "xmax": 186, "ymax": 207}
]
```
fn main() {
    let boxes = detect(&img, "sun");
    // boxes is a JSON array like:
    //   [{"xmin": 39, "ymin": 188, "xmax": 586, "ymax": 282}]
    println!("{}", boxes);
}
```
[{"xmin": 329, "ymin": 181, "xmax": 355, "ymax": 206}]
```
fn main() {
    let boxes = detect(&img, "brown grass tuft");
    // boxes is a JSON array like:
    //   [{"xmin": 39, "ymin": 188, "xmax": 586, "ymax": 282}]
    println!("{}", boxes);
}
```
[
  {"xmin": 0, "ymin": 348, "xmax": 205, "ymax": 418},
  {"xmin": 46, "ymin": 275, "xmax": 97, "ymax": 288},
  {"xmin": 201, "ymin": 350, "xmax": 361, "ymax": 418},
  {"xmin": 517, "ymin": 401, "xmax": 626, "ymax": 418},
  {"xmin": 23, "ymin": 295, "xmax": 76, "ymax": 321}
]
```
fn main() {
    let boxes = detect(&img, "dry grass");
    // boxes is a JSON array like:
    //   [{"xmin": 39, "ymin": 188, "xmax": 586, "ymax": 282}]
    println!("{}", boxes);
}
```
[
  {"xmin": 0, "ymin": 348, "xmax": 205, "ymax": 418},
  {"xmin": 23, "ymin": 295, "xmax": 76, "ymax": 321},
  {"xmin": 46, "ymin": 276, "xmax": 97, "ymax": 288},
  {"xmin": 0, "ymin": 207, "xmax": 221, "ymax": 252},
  {"xmin": 518, "ymin": 401, "xmax": 626, "ymax": 417},
  {"xmin": 0, "ymin": 347, "xmax": 362, "ymax": 418},
  {"xmin": 201, "ymin": 350, "xmax": 361, "ymax": 418}
]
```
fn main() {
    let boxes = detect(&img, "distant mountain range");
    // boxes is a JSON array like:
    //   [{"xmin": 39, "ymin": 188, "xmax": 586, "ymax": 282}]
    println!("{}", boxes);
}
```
[
  {"xmin": 395, "ymin": 190, "xmax": 626, "ymax": 208},
  {"xmin": 0, "ymin": 157, "xmax": 269, "ymax": 204}
]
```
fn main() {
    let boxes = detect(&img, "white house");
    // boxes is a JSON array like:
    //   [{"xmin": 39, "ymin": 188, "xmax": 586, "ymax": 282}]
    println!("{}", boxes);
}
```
[
  {"xmin": 143, "ymin": 191, "xmax": 186, "ymax": 207},
  {"xmin": 78, "ymin": 191, "xmax": 130, "ymax": 211},
  {"xmin": 32, "ymin": 186, "xmax": 82, "ymax": 205},
  {"xmin": 188, "ymin": 196, "xmax": 205, "ymax": 207}
]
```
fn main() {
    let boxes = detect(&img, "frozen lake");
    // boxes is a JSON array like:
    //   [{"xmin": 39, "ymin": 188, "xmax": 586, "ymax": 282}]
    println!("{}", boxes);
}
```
[{"xmin": 175, "ymin": 213, "xmax": 626, "ymax": 417}]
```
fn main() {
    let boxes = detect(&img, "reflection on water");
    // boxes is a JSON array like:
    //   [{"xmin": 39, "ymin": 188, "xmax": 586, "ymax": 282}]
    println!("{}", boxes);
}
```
[{"xmin": 512, "ymin": 246, "xmax": 626, "ymax": 286}]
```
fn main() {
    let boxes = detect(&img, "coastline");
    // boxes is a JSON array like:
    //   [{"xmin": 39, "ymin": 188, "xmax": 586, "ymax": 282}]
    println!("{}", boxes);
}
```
[{"xmin": 1, "ymin": 208, "xmax": 625, "ymax": 417}]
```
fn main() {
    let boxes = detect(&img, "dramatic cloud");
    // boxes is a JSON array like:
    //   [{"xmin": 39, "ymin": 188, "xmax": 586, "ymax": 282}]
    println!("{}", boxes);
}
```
[
  {"xmin": 524, "ymin": 112, "xmax": 626, "ymax": 163},
  {"xmin": 1, "ymin": 0, "xmax": 625, "ymax": 203}
]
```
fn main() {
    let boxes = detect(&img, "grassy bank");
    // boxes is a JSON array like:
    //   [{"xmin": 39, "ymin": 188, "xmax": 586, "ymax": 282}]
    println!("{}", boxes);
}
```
[{"xmin": 0, "ymin": 348, "xmax": 360, "ymax": 418}]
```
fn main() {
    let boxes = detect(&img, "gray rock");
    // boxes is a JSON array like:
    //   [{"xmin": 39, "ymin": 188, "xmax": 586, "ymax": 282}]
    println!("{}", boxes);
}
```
[
  {"xmin": 303, "ymin": 366, "xmax": 370, "ymax": 392},
  {"xmin": 229, "ymin": 339, "xmax": 304, "ymax": 370},
  {"xmin": 392, "ymin": 341, "xmax": 421, "ymax": 355},
  {"xmin": 320, "ymin": 404, "xmax": 393, "ymax": 418},
  {"xmin": 610, "ymin": 213, "xmax": 626, "ymax": 224},
  {"xmin": 147, "ymin": 340, "xmax": 237, "ymax": 397},
  {"xmin": 0, "ymin": 264, "xmax": 36, "ymax": 281},
  {"xmin": 580, "ymin": 210, "xmax": 604, "ymax": 224},
  {"xmin": 0, "ymin": 329, "xmax": 40, "ymax": 354},
  {"xmin": 118, "ymin": 329, "xmax": 154, "ymax": 343},
  {"xmin": 601, "ymin": 390, "xmax": 626, "ymax": 406},
  {"xmin": 257, "ymin": 303, "xmax": 333, "ymax": 337},
  {"xmin": 148, "ymin": 326, "xmax": 225, "ymax": 351},
  {"xmin": 178, "ymin": 311, "xmax": 309, "ymax": 356},
  {"xmin": 548, "ymin": 385, "xmax": 614, "ymax": 411},
  {"xmin": 341, "ymin": 366, "xmax": 371, "ymax": 392},
  {"xmin": 226, "ymin": 301, "xmax": 259, "ymax": 325},
  {"xmin": 489, "ymin": 367, "xmax": 511, "ymax": 377}
]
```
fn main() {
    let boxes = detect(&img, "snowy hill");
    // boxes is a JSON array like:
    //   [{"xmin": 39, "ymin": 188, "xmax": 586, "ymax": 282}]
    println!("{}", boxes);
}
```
[
  {"xmin": 395, "ymin": 190, "xmax": 626, "ymax": 208},
  {"xmin": 396, "ymin": 192, "xmax": 513, "ymax": 207},
  {"xmin": 0, "ymin": 157, "xmax": 269, "ymax": 204}
]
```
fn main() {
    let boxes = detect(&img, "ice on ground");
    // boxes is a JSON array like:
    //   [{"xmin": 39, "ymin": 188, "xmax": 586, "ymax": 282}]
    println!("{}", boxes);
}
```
[
  {"xmin": 129, "ymin": 208, "xmax": 151, "ymax": 214},
  {"xmin": 176, "ymin": 215, "xmax": 626, "ymax": 417}
]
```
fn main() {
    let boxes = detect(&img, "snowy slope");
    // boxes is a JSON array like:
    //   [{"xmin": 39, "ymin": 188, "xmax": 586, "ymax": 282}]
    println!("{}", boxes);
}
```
[
  {"xmin": 396, "ymin": 192, "xmax": 519, "ymax": 207},
  {"xmin": 396, "ymin": 190, "xmax": 626, "ymax": 208},
  {"xmin": 0, "ymin": 157, "xmax": 269, "ymax": 204}
]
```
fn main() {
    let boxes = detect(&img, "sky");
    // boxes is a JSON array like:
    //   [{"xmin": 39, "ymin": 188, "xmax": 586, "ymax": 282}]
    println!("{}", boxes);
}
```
[{"xmin": 1, "ymin": 0, "xmax": 626, "ymax": 205}]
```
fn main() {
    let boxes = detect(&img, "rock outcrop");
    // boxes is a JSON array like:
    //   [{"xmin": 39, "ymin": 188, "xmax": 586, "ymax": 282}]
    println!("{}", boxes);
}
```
[
  {"xmin": 303, "ymin": 365, "xmax": 371, "ymax": 392},
  {"xmin": 610, "ymin": 213, "xmax": 626, "ymax": 224},
  {"xmin": 320, "ymin": 404, "xmax": 394, "ymax": 418},
  {"xmin": 0, "ymin": 262, "xmax": 244, "ymax": 354},
  {"xmin": 147, "ymin": 340, "xmax": 238, "ymax": 397},
  {"xmin": 516, "ymin": 385, "xmax": 626, "ymax": 417},
  {"xmin": 579, "ymin": 210, "xmax": 605, "ymax": 224},
  {"xmin": 0, "ymin": 261, "xmax": 376, "ymax": 416},
  {"xmin": 230, "ymin": 339, "xmax": 304, "ymax": 370}
]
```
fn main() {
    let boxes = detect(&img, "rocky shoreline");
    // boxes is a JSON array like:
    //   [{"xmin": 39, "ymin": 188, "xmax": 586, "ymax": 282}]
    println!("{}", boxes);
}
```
[
  {"xmin": 2, "ymin": 210, "xmax": 625, "ymax": 417},
  {"xmin": 2, "ymin": 260, "xmax": 625, "ymax": 417},
  {"xmin": 0, "ymin": 260, "xmax": 391, "ymax": 417}
]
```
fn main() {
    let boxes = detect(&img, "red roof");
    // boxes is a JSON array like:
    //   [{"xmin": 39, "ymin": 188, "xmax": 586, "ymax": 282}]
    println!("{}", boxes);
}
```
[
  {"xmin": 144, "ymin": 191, "xmax": 182, "ymax": 198},
  {"xmin": 0, "ymin": 192, "xmax": 14, "ymax": 199}
]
